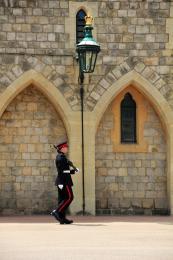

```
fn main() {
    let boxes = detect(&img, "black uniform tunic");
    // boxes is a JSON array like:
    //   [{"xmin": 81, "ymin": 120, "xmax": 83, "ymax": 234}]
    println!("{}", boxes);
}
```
[{"xmin": 55, "ymin": 153, "xmax": 75, "ymax": 187}]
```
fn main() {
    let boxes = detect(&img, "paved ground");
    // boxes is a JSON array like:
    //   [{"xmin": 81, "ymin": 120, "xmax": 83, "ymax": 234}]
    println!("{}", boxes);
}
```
[{"xmin": 0, "ymin": 215, "xmax": 173, "ymax": 260}]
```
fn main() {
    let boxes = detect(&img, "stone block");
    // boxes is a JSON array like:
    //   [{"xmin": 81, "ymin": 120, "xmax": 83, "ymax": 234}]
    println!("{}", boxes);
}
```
[
  {"xmin": 100, "ymin": 199, "xmax": 108, "ymax": 209},
  {"xmin": 128, "ymin": 10, "xmax": 136, "ymax": 17},
  {"xmin": 134, "ymin": 34, "xmax": 146, "ymax": 42},
  {"xmin": 108, "ymin": 198, "xmax": 119, "ymax": 209},
  {"xmin": 97, "ymin": 168, "xmax": 107, "ymax": 176},
  {"xmin": 156, "ymin": 34, "xmax": 168, "ymax": 43},
  {"xmin": 112, "ymin": 68, "xmax": 122, "ymax": 79},
  {"xmin": 97, "ymin": 176, "xmax": 105, "ymax": 184},
  {"xmin": 146, "ymin": 191, "xmax": 156, "ymax": 198},
  {"xmin": 31, "ymin": 168, "xmax": 40, "ymax": 176},
  {"xmin": 135, "ymin": 160, "xmax": 142, "ymax": 167},
  {"xmin": 53, "ymin": 77, "xmax": 64, "ymax": 87},
  {"xmin": 148, "ymin": 72, "xmax": 160, "ymax": 84},
  {"xmin": 109, "ymin": 183, "xmax": 119, "ymax": 192},
  {"xmin": 3, "ymin": 183, "xmax": 13, "ymax": 191},
  {"xmin": 54, "ymin": 25, "xmax": 64, "ymax": 33},
  {"xmin": 119, "ymin": 183, "xmax": 127, "ymax": 191},
  {"xmin": 90, "ymin": 91, "xmax": 100, "ymax": 101},
  {"xmin": 33, "ymin": 8, "xmax": 42, "ymax": 16},
  {"xmin": 128, "ymin": 168, "xmax": 138, "ymax": 176},
  {"xmin": 27, "ymin": 103, "xmax": 37, "ymax": 111},
  {"xmin": 13, "ymin": 8, "xmax": 23, "ymax": 16},
  {"xmin": 34, "ymin": 176, "xmax": 43, "ymax": 182},
  {"xmin": 0, "ymin": 75, "xmax": 11, "ymax": 87},
  {"xmin": 12, "ymin": 66, "xmax": 23, "ymax": 77},
  {"xmin": 48, "ymin": 33, "xmax": 55, "ymax": 42},
  {"xmin": 143, "ymin": 199, "xmax": 154, "ymax": 209},
  {"xmin": 105, "ymin": 72, "xmax": 116, "ymax": 84},
  {"xmin": 38, "ymin": 17, "xmax": 49, "ymax": 25},
  {"xmin": 134, "ymin": 191, "xmax": 145, "ymax": 198},
  {"xmin": 37, "ymin": 33, "xmax": 47, "ymax": 41},
  {"xmin": 22, "ymin": 153, "xmax": 30, "ymax": 160},
  {"xmin": 16, "ymin": 160, "xmax": 25, "ymax": 167},
  {"xmin": 127, "ymin": 183, "xmax": 137, "ymax": 191},
  {"xmin": 155, "ymin": 198, "xmax": 168, "ymax": 209},
  {"xmin": 13, "ymin": 183, "xmax": 21, "ymax": 191},
  {"xmin": 123, "ymin": 33, "xmax": 133, "ymax": 42},
  {"xmin": 23, "ymin": 167, "xmax": 32, "ymax": 176},
  {"xmin": 123, "ymin": 191, "xmax": 133, "ymax": 198},
  {"xmin": 131, "ymin": 199, "xmax": 142, "ymax": 208},
  {"xmin": 120, "ymin": 199, "xmax": 131, "ymax": 208},
  {"xmin": 49, "ymin": 1, "xmax": 60, "ymax": 8},
  {"xmin": 7, "ymin": 32, "xmax": 16, "ymax": 41},
  {"xmin": 2, "ymin": 24, "xmax": 12, "ymax": 32},
  {"xmin": 136, "ymin": 25, "xmax": 149, "ymax": 34},
  {"xmin": 105, "ymin": 176, "xmax": 115, "ymax": 183},
  {"xmin": 16, "ymin": 32, "xmax": 25, "ymax": 41},
  {"xmin": 99, "ymin": 78, "xmax": 110, "ymax": 89},
  {"xmin": 118, "ymin": 10, "xmax": 127, "ymax": 17},
  {"xmin": 31, "ymin": 24, "xmax": 42, "ymax": 33},
  {"xmin": 26, "ymin": 33, "xmax": 36, "ymax": 41}
]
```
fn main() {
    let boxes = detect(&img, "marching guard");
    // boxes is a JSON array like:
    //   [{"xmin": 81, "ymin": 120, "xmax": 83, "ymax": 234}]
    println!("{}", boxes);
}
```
[{"xmin": 51, "ymin": 141, "xmax": 79, "ymax": 224}]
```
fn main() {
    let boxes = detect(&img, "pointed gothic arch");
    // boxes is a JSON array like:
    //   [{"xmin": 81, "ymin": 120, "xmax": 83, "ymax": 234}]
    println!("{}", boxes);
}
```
[
  {"xmin": 0, "ymin": 69, "xmax": 83, "ymax": 215},
  {"xmin": 92, "ymin": 70, "xmax": 173, "ymax": 214},
  {"xmin": 94, "ymin": 70, "xmax": 173, "ymax": 133},
  {"xmin": 0, "ymin": 69, "xmax": 72, "ymax": 138}
]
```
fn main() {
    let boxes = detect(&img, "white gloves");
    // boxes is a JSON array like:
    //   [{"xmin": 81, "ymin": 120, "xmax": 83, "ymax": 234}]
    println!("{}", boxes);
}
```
[
  {"xmin": 58, "ymin": 184, "xmax": 63, "ymax": 190},
  {"xmin": 76, "ymin": 168, "xmax": 80, "ymax": 173}
]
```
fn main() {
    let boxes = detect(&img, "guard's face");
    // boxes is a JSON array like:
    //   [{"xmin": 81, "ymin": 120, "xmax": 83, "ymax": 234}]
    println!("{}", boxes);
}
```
[{"xmin": 61, "ymin": 147, "xmax": 68, "ymax": 154}]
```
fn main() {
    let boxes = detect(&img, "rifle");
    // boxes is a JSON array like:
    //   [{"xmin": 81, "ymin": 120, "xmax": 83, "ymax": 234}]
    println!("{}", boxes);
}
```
[{"xmin": 68, "ymin": 160, "xmax": 79, "ymax": 172}]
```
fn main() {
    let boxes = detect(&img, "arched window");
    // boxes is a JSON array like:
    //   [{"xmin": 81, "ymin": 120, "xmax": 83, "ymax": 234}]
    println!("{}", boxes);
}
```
[
  {"xmin": 121, "ymin": 93, "xmax": 136, "ymax": 143},
  {"xmin": 76, "ymin": 9, "xmax": 87, "ymax": 44}
]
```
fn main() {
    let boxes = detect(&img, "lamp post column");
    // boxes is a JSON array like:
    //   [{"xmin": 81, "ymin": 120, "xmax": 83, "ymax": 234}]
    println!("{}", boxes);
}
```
[{"xmin": 79, "ymin": 71, "xmax": 85, "ymax": 215}]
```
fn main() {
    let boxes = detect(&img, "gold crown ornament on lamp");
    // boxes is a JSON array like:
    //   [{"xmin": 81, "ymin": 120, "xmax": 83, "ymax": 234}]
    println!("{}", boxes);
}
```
[{"xmin": 85, "ymin": 14, "xmax": 93, "ymax": 26}]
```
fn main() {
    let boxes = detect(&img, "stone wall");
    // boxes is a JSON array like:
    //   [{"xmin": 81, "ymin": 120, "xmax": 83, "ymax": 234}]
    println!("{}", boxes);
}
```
[
  {"xmin": 0, "ymin": 85, "xmax": 67, "ymax": 215},
  {"xmin": 0, "ymin": 1, "xmax": 172, "ymax": 111},
  {"xmin": 95, "ymin": 92, "xmax": 168, "ymax": 215}
]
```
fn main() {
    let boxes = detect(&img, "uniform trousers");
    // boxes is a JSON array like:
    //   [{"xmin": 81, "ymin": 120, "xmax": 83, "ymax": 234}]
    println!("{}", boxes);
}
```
[{"xmin": 57, "ymin": 185, "xmax": 74, "ymax": 218}]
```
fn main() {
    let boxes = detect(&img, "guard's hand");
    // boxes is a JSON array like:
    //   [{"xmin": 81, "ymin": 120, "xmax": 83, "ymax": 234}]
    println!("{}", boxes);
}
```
[
  {"xmin": 75, "ymin": 168, "xmax": 80, "ymax": 173},
  {"xmin": 58, "ymin": 184, "xmax": 63, "ymax": 190}
]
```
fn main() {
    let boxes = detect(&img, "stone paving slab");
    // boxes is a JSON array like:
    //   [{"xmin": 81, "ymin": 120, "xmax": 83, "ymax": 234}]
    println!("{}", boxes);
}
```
[{"xmin": 0, "ymin": 216, "xmax": 173, "ymax": 260}]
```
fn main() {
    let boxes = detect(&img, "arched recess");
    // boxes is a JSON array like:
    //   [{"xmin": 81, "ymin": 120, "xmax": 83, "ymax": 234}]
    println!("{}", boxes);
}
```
[
  {"xmin": 94, "ymin": 70, "xmax": 173, "ymax": 132},
  {"xmin": 91, "ymin": 70, "xmax": 173, "ymax": 215},
  {"xmin": 0, "ymin": 70, "xmax": 72, "ymax": 138},
  {"xmin": 0, "ymin": 69, "xmax": 83, "ymax": 215}
]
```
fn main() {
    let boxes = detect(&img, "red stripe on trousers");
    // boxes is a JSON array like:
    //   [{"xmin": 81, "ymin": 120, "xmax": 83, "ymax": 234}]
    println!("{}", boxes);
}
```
[{"xmin": 58, "ymin": 185, "xmax": 72, "ymax": 212}]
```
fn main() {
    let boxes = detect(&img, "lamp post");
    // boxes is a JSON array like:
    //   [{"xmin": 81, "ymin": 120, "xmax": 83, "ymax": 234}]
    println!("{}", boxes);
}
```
[{"xmin": 76, "ymin": 15, "xmax": 100, "ymax": 215}]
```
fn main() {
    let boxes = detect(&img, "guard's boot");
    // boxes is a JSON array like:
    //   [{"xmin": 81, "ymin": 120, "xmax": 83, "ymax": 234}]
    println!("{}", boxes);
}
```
[
  {"xmin": 50, "ymin": 210, "xmax": 64, "ymax": 224},
  {"xmin": 63, "ymin": 218, "xmax": 73, "ymax": 224},
  {"xmin": 61, "ymin": 212, "xmax": 73, "ymax": 224}
]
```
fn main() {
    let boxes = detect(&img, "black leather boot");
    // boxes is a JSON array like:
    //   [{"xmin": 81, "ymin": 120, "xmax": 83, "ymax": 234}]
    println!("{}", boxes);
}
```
[
  {"xmin": 63, "ymin": 218, "xmax": 73, "ymax": 224},
  {"xmin": 50, "ymin": 210, "xmax": 64, "ymax": 224},
  {"xmin": 61, "ymin": 212, "xmax": 73, "ymax": 224}
]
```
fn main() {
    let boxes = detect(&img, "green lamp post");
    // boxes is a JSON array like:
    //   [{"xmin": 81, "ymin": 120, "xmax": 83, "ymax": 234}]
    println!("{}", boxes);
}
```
[
  {"xmin": 77, "ymin": 15, "xmax": 100, "ymax": 79},
  {"xmin": 76, "ymin": 14, "xmax": 100, "ymax": 215}
]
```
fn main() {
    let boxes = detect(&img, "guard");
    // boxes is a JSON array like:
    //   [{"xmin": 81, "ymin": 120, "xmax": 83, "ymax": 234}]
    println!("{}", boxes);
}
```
[{"xmin": 51, "ymin": 141, "xmax": 79, "ymax": 224}]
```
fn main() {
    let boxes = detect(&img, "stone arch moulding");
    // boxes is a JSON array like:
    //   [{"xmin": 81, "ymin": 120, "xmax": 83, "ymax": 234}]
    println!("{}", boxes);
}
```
[
  {"xmin": 0, "ymin": 69, "xmax": 72, "ymax": 138},
  {"xmin": 93, "ymin": 69, "xmax": 173, "ymax": 215},
  {"xmin": 94, "ymin": 70, "xmax": 173, "ymax": 134}
]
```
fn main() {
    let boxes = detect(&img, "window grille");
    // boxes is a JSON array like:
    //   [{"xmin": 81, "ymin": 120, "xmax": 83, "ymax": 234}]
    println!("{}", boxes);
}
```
[
  {"xmin": 121, "ymin": 93, "xmax": 137, "ymax": 143},
  {"xmin": 76, "ymin": 9, "xmax": 87, "ymax": 44}
]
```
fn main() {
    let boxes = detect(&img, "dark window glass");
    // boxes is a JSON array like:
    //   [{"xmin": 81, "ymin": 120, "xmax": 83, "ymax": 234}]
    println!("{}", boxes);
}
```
[
  {"xmin": 121, "ymin": 93, "xmax": 137, "ymax": 143},
  {"xmin": 76, "ymin": 10, "xmax": 86, "ymax": 44}
]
